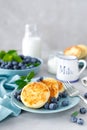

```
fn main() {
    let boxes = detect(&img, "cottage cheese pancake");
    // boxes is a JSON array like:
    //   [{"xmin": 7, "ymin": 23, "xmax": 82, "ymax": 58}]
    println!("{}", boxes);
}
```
[
  {"xmin": 42, "ymin": 78, "xmax": 59, "ymax": 98},
  {"xmin": 57, "ymin": 80, "xmax": 65, "ymax": 93},
  {"xmin": 21, "ymin": 82, "xmax": 50, "ymax": 108}
]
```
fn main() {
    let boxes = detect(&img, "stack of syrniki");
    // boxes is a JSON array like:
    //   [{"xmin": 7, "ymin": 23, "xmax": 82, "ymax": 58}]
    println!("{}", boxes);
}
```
[
  {"xmin": 64, "ymin": 44, "xmax": 87, "ymax": 59},
  {"xmin": 21, "ymin": 78, "xmax": 64, "ymax": 109}
]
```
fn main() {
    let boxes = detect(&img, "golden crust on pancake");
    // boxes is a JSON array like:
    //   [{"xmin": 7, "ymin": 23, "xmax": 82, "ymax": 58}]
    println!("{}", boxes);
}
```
[
  {"xmin": 21, "ymin": 82, "xmax": 50, "ymax": 108},
  {"xmin": 57, "ymin": 80, "xmax": 65, "ymax": 93},
  {"xmin": 41, "ymin": 78, "xmax": 59, "ymax": 98}
]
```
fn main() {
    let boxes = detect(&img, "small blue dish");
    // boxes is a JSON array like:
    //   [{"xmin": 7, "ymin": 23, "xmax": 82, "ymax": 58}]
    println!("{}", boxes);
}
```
[{"xmin": 0, "ymin": 58, "xmax": 43, "ymax": 76}]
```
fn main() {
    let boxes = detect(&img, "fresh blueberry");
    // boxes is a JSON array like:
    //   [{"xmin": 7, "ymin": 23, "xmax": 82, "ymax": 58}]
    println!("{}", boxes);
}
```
[
  {"xmin": 49, "ymin": 103, "xmax": 58, "ymax": 110},
  {"xmin": 61, "ymin": 100, "xmax": 69, "ymax": 107},
  {"xmin": 13, "ymin": 65, "xmax": 18, "ymax": 70},
  {"xmin": 12, "ymin": 61, "xmax": 18, "ymax": 65},
  {"xmin": 37, "ymin": 77, "xmax": 43, "ymax": 82},
  {"xmin": 20, "ymin": 65, "xmax": 26, "ymax": 69},
  {"xmin": 84, "ymin": 93, "xmax": 87, "ymax": 99},
  {"xmin": 57, "ymin": 93, "xmax": 62, "ymax": 101},
  {"xmin": 77, "ymin": 118, "xmax": 84, "ymax": 125},
  {"xmin": 14, "ymin": 91, "xmax": 18, "ymax": 98},
  {"xmin": 79, "ymin": 107, "xmax": 87, "ymax": 114},
  {"xmin": 44, "ymin": 102, "xmax": 49, "ymax": 109},
  {"xmin": 70, "ymin": 116, "xmax": 77, "ymax": 123},
  {"xmin": 19, "ymin": 54, "xmax": 25, "ymax": 59},
  {"xmin": 50, "ymin": 97, "xmax": 58, "ymax": 103},
  {"xmin": 61, "ymin": 91, "xmax": 68, "ymax": 98},
  {"xmin": 16, "ymin": 95, "xmax": 21, "ymax": 102},
  {"xmin": 31, "ymin": 58, "xmax": 37, "ymax": 63}
]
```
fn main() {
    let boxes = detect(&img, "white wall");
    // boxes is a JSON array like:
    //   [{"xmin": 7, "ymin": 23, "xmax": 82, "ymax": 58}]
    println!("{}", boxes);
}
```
[{"xmin": 0, "ymin": 0, "xmax": 87, "ymax": 56}]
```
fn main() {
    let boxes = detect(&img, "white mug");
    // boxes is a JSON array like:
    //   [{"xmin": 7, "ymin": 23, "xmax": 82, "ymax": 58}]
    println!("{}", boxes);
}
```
[{"xmin": 56, "ymin": 54, "xmax": 87, "ymax": 82}]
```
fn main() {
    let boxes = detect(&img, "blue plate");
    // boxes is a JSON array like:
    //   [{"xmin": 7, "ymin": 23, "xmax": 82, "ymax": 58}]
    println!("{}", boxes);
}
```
[{"xmin": 12, "ymin": 94, "xmax": 80, "ymax": 114}]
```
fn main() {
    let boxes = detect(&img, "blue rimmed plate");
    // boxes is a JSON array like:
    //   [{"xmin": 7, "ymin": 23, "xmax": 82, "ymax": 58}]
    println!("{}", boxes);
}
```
[{"xmin": 12, "ymin": 94, "xmax": 80, "ymax": 114}]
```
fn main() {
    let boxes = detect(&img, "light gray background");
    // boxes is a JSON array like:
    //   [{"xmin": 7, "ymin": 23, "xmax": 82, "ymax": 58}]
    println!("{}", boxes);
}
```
[
  {"xmin": 0, "ymin": 1, "xmax": 87, "ymax": 130},
  {"xmin": 0, "ymin": 0, "xmax": 87, "ymax": 55}
]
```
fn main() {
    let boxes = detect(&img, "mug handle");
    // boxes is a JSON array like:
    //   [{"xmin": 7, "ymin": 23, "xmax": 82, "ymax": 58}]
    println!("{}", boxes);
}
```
[{"xmin": 78, "ymin": 60, "xmax": 87, "ymax": 75}]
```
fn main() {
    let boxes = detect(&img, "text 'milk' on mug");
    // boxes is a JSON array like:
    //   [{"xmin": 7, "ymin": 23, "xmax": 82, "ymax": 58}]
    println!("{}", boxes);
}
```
[{"xmin": 56, "ymin": 54, "xmax": 87, "ymax": 82}]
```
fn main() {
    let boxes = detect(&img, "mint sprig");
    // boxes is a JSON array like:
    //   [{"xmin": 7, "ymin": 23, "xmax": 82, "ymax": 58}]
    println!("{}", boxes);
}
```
[
  {"xmin": 71, "ymin": 111, "xmax": 79, "ymax": 117},
  {"xmin": 0, "ymin": 50, "xmax": 22, "ymax": 62},
  {"xmin": 15, "ymin": 71, "xmax": 35, "ymax": 90}
]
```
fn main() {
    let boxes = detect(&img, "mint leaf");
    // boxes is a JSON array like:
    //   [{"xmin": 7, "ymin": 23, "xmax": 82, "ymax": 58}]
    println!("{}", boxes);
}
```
[
  {"xmin": 20, "ymin": 76, "xmax": 26, "ymax": 80},
  {"xmin": 15, "ymin": 79, "xmax": 27, "ymax": 90},
  {"xmin": 33, "ymin": 62, "xmax": 40, "ymax": 67},
  {"xmin": 1, "ymin": 50, "xmax": 22, "ymax": 62},
  {"xmin": 26, "ymin": 71, "xmax": 35, "ymax": 82},
  {"xmin": 13, "ymin": 54, "xmax": 22, "ymax": 62},
  {"xmin": 0, "ymin": 50, "xmax": 6, "ymax": 59},
  {"xmin": 7, "ymin": 50, "xmax": 17, "ymax": 54},
  {"xmin": 71, "ymin": 111, "xmax": 79, "ymax": 117},
  {"xmin": 7, "ymin": 50, "xmax": 22, "ymax": 62},
  {"xmin": 15, "ymin": 71, "xmax": 35, "ymax": 90},
  {"xmin": 3, "ymin": 53, "xmax": 13, "ymax": 61}
]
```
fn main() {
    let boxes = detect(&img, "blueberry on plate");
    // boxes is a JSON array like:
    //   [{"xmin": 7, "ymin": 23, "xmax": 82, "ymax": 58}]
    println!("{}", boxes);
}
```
[
  {"xmin": 61, "ymin": 100, "xmax": 69, "ymax": 107},
  {"xmin": 77, "ymin": 118, "xmax": 84, "ymax": 125},
  {"xmin": 50, "ymin": 97, "xmax": 58, "ymax": 103},
  {"xmin": 44, "ymin": 102, "xmax": 49, "ymax": 109},
  {"xmin": 49, "ymin": 103, "xmax": 58, "ymax": 110},
  {"xmin": 79, "ymin": 107, "xmax": 87, "ymax": 114},
  {"xmin": 16, "ymin": 95, "xmax": 21, "ymax": 102},
  {"xmin": 61, "ymin": 91, "xmax": 68, "ymax": 98},
  {"xmin": 37, "ymin": 77, "xmax": 43, "ymax": 82}
]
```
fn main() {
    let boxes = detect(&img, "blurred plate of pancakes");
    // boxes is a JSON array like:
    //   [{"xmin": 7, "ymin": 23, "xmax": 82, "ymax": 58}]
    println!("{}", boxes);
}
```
[{"xmin": 12, "ymin": 77, "xmax": 80, "ymax": 114}]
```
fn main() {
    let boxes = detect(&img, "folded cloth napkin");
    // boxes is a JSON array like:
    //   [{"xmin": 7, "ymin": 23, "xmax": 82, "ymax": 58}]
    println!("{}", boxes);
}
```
[
  {"xmin": 0, "ymin": 75, "xmax": 21, "ymax": 122},
  {"xmin": 81, "ymin": 76, "xmax": 87, "ymax": 87}
]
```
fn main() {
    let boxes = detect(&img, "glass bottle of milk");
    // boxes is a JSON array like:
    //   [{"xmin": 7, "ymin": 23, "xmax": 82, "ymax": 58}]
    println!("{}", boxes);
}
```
[{"xmin": 22, "ymin": 24, "xmax": 41, "ymax": 58}]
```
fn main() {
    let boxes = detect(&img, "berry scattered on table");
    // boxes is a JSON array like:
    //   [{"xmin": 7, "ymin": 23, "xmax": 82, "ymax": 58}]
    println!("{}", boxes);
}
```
[
  {"xmin": 84, "ymin": 92, "xmax": 87, "ymax": 99},
  {"xmin": 77, "ymin": 118, "xmax": 84, "ymax": 125},
  {"xmin": 70, "ymin": 116, "xmax": 77, "ymax": 123},
  {"xmin": 79, "ymin": 107, "xmax": 87, "ymax": 114}
]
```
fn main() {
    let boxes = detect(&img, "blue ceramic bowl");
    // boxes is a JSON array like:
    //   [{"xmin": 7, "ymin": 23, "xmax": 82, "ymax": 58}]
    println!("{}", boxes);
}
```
[{"xmin": 0, "ymin": 58, "xmax": 43, "ymax": 76}]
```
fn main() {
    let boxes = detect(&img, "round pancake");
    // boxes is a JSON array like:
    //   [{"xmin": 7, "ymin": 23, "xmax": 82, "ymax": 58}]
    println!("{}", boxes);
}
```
[
  {"xmin": 41, "ymin": 78, "xmax": 59, "ymax": 98},
  {"xmin": 57, "ymin": 80, "xmax": 65, "ymax": 93},
  {"xmin": 21, "ymin": 82, "xmax": 50, "ymax": 108}
]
